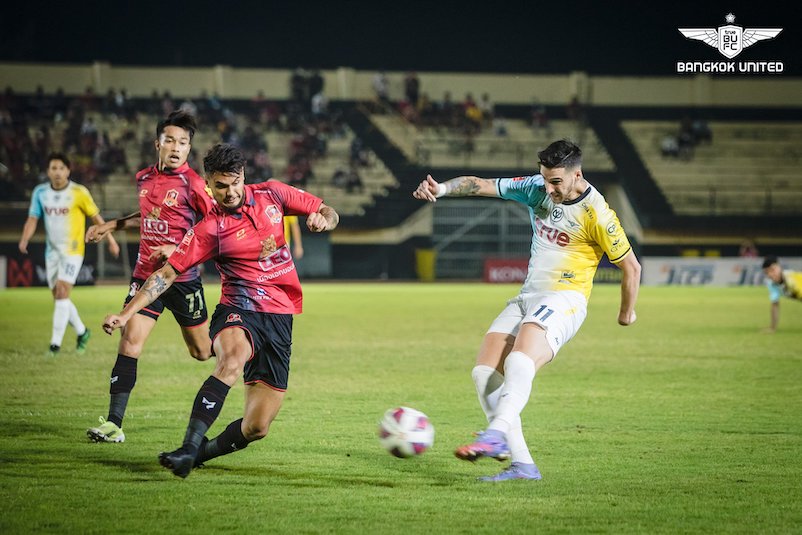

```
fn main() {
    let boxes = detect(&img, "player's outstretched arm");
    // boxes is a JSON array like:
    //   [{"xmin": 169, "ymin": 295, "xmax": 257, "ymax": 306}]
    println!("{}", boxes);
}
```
[
  {"xmin": 89, "ymin": 214, "xmax": 120, "ymax": 258},
  {"xmin": 616, "ymin": 252, "xmax": 641, "ymax": 326},
  {"xmin": 413, "ymin": 174, "xmax": 498, "ymax": 203},
  {"xmin": 102, "ymin": 263, "xmax": 178, "ymax": 334},
  {"xmin": 86, "ymin": 211, "xmax": 140, "ymax": 244},
  {"xmin": 307, "ymin": 203, "xmax": 339, "ymax": 232}
]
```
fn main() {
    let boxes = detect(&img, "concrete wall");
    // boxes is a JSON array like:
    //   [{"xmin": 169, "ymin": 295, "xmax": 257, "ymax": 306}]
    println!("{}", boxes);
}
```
[{"xmin": 2, "ymin": 61, "xmax": 801, "ymax": 106}]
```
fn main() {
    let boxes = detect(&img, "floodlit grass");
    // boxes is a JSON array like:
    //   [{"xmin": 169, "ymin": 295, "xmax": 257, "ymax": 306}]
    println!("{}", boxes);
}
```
[{"xmin": 0, "ymin": 282, "xmax": 800, "ymax": 534}]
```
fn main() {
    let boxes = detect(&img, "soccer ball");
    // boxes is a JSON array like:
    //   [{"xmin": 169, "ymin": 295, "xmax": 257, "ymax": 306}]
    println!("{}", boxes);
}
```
[{"xmin": 377, "ymin": 406, "xmax": 435, "ymax": 458}]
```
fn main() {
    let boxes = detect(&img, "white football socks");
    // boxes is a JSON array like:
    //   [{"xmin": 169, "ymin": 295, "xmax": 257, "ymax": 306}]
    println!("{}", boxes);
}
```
[
  {"xmin": 51, "ymin": 299, "xmax": 71, "ymax": 346},
  {"xmin": 471, "ymin": 365, "xmax": 503, "ymax": 421},
  {"xmin": 488, "ymin": 351, "xmax": 536, "ymax": 436},
  {"xmin": 472, "ymin": 360, "xmax": 535, "ymax": 465},
  {"xmin": 68, "ymin": 300, "xmax": 86, "ymax": 336}
]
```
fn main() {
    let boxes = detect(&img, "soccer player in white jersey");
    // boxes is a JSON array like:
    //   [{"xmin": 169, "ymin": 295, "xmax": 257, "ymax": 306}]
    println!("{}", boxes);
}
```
[
  {"xmin": 413, "ymin": 139, "xmax": 641, "ymax": 481},
  {"xmin": 19, "ymin": 153, "xmax": 120, "ymax": 356}
]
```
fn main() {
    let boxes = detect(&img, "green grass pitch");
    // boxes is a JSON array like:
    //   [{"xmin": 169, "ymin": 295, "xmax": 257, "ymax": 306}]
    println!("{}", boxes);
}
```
[{"xmin": 0, "ymin": 283, "xmax": 800, "ymax": 533}]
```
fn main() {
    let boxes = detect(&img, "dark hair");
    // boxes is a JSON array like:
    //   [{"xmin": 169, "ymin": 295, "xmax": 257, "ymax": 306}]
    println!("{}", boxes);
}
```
[
  {"xmin": 762, "ymin": 255, "xmax": 779, "ymax": 269},
  {"xmin": 203, "ymin": 143, "xmax": 246, "ymax": 177},
  {"xmin": 537, "ymin": 139, "xmax": 582, "ymax": 169},
  {"xmin": 156, "ymin": 109, "xmax": 197, "ymax": 141},
  {"xmin": 47, "ymin": 152, "xmax": 70, "ymax": 169}
]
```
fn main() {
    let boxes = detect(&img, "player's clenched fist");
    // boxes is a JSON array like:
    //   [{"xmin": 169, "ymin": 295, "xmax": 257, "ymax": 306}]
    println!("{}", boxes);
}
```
[
  {"xmin": 103, "ymin": 314, "xmax": 128, "ymax": 334},
  {"xmin": 306, "ymin": 212, "xmax": 328, "ymax": 232},
  {"xmin": 413, "ymin": 174, "xmax": 442, "ymax": 203}
]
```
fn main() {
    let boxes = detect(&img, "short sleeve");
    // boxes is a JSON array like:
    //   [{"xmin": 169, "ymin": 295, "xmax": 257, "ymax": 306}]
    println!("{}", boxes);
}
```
[
  {"xmin": 589, "ymin": 203, "xmax": 632, "ymax": 264},
  {"xmin": 766, "ymin": 281, "xmax": 782, "ymax": 303},
  {"xmin": 168, "ymin": 218, "xmax": 218, "ymax": 274},
  {"xmin": 496, "ymin": 175, "xmax": 547, "ymax": 206},
  {"xmin": 28, "ymin": 187, "xmax": 44, "ymax": 219},
  {"xmin": 77, "ymin": 186, "xmax": 100, "ymax": 218},
  {"xmin": 266, "ymin": 180, "xmax": 323, "ymax": 215}
]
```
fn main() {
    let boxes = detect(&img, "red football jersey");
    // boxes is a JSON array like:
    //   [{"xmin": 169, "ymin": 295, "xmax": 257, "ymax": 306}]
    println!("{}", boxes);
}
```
[
  {"xmin": 133, "ymin": 163, "xmax": 214, "ymax": 283},
  {"xmin": 168, "ymin": 181, "xmax": 323, "ymax": 314}
]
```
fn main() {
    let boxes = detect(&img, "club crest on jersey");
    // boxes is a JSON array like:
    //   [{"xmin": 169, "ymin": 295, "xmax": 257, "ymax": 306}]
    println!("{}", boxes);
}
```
[
  {"xmin": 163, "ymin": 189, "xmax": 179, "ymax": 207},
  {"xmin": 551, "ymin": 207, "xmax": 564, "ymax": 222},
  {"xmin": 606, "ymin": 222, "xmax": 618, "ymax": 235},
  {"xmin": 226, "ymin": 313, "xmax": 242, "ymax": 323},
  {"xmin": 260, "ymin": 235, "xmax": 277, "ymax": 259},
  {"xmin": 264, "ymin": 204, "xmax": 282, "ymax": 224}
]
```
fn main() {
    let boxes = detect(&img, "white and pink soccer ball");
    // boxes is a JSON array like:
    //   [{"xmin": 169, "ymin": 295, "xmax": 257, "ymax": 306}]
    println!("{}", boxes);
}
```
[{"xmin": 377, "ymin": 406, "xmax": 435, "ymax": 458}]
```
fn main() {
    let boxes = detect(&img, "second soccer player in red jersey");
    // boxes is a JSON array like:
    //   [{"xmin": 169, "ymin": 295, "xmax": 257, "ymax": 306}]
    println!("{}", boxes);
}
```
[
  {"xmin": 86, "ymin": 111, "xmax": 215, "ymax": 444},
  {"xmin": 102, "ymin": 143, "xmax": 339, "ymax": 478}
]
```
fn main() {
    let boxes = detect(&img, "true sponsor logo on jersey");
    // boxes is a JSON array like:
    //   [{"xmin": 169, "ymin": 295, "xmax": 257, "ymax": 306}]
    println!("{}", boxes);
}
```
[
  {"xmin": 265, "ymin": 204, "xmax": 282, "ymax": 224},
  {"xmin": 201, "ymin": 397, "xmax": 216, "ymax": 410},
  {"xmin": 226, "ymin": 313, "xmax": 242, "ymax": 323},
  {"xmin": 45, "ymin": 206, "xmax": 69, "ymax": 216},
  {"xmin": 253, "ymin": 287, "xmax": 271, "ymax": 301},
  {"xmin": 139, "ymin": 189, "xmax": 148, "ymax": 197},
  {"xmin": 551, "ymin": 207, "xmax": 564, "ymax": 222},
  {"xmin": 163, "ymin": 189, "xmax": 179, "ymax": 207},
  {"xmin": 512, "ymin": 176, "xmax": 526, "ymax": 182},
  {"xmin": 129, "ymin": 281, "xmax": 139, "ymax": 297},
  {"xmin": 236, "ymin": 229, "xmax": 246, "ymax": 240},
  {"xmin": 535, "ymin": 219, "xmax": 570, "ymax": 247}
]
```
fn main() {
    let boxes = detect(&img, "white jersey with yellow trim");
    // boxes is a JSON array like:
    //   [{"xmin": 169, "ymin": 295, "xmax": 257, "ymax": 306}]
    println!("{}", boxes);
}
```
[{"xmin": 496, "ymin": 174, "xmax": 632, "ymax": 300}]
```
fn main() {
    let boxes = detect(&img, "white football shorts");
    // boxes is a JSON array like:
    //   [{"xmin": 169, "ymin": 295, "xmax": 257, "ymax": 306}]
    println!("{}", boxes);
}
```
[
  {"xmin": 487, "ymin": 290, "xmax": 588, "ymax": 356},
  {"xmin": 45, "ymin": 250, "xmax": 84, "ymax": 288}
]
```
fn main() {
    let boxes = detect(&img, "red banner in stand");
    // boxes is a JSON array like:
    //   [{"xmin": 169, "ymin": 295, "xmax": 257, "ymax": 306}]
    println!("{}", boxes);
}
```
[{"xmin": 483, "ymin": 258, "xmax": 529, "ymax": 283}]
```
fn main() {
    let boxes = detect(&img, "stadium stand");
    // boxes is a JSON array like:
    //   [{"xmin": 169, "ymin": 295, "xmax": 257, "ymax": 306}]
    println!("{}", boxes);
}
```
[{"xmin": 623, "ymin": 120, "xmax": 802, "ymax": 216}]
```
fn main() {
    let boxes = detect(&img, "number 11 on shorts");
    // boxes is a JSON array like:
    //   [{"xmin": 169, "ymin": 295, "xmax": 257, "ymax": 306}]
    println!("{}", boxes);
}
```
[{"xmin": 532, "ymin": 305, "xmax": 554, "ymax": 322}]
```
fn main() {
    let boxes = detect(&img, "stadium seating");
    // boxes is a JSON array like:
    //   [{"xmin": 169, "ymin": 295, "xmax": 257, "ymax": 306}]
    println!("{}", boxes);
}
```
[
  {"xmin": 623, "ymin": 120, "xmax": 802, "ymax": 216},
  {"xmin": 370, "ymin": 114, "xmax": 615, "ymax": 172}
]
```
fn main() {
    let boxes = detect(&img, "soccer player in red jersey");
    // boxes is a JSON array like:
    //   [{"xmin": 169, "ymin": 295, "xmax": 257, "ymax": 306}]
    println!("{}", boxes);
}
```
[
  {"xmin": 85, "ymin": 111, "xmax": 215, "ymax": 443},
  {"xmin": 102, "ymin": 143, "xmax": 339, "ymax": 478}
]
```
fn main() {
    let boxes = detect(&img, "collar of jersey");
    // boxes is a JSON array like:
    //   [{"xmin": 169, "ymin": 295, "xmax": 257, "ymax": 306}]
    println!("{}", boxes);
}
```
[
  {"xmin": 562, "ymin": 186, "xmax": 591, "ymax": 206},
  {"xmin": 156, "ymin": 162, "xmax": 191, "ymax": 176}
]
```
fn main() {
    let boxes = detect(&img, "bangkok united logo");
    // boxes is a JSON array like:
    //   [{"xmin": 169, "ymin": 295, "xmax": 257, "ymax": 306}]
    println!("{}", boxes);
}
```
[{"xmin": 225, "ymin": 313, "xmax": 242, "ymax": 323}]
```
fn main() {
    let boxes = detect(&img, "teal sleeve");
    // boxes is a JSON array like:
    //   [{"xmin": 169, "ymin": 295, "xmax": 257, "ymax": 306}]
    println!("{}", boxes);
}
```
[
  {"xmin": 28, "ymin": 187, "xmax": 43, "ymax": 219},
  {"xmin": 496, "ymin": 174, "xmax": 546, "ymax": 205},
  {"xmin": 767, "ymin": 282, "xmax": 782, "ymax": 303}
]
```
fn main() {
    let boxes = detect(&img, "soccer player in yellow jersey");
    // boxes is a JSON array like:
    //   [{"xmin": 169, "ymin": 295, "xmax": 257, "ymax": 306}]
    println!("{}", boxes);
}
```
[
  {"xmin": 761, "ymin": 256, "xmax": 802, "ymax": 333},
  {"xmin": 413, "ymin": 139, "xmax": 641, "ymax": 481},
  {"xmin": 19, "ymin": 153, "xmax": 120, "ymax": 356},
  {"xmin": 284, "ymin": 215, "xmax": 304, "ymax": 259}
]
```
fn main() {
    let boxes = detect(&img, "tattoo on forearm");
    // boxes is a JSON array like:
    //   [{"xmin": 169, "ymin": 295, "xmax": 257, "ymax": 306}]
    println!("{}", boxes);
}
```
[
  {"xmin": 144, "ymin": 275, "xmax": 168, "ymax": 300},
  {"xmin": 445, "ymin": 177, "xmax": 481, "ymax": 196}
]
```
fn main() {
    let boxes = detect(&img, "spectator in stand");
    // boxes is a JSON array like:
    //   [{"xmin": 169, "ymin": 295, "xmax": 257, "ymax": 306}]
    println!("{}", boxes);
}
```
[
  {"xmin": 464, "ymin": 93, "xmax": 483, "ymax": 134},
  {"xmin": 478, "ymin": 93, "xmax": 494, "ymax": 126},
  {"xmin": 372, "ymin": 71, "xmax": 390, "ymax": 111},
  {"xmin": 660, "ymin": 134, "xmax": 680, "ymax": 158},
  {"xmin": 417, "ymin": 93, "xmax": 434, "ymax": 125},
  {"xmin": 309, "ymin": 70, "xmax": 324, "ymax": 104},
  {"xmin": 404, "ymin": 72, "xmax": 420, "ymax": 108},
  {"xmin": 531, "ymin": 100, "xmax": 551, "ymax": 136},
  {"xmin": 493, "ymin": 115, "xmax": 509, "ymax": 137},
  {"xmin": 692, "ymin": 119, "xmax": 712, "ymax": 144},
  {"xmin": 345, "ymin": 165, "xmax": 364, "ymax": 194},
  {"xmin": 739, "ymin": 239, "xmax": 759, "ymax": 258},
  {"xmin": 311, "ymin": 90, "xmax": 328, "ymax": 120},
  {"xmin": 53, "ymin": 87, "xmax": 68, "ymax": 121},
  {"xmin": 331, "ymin": 167, "xmax": 348, "ymax": 188},
  {"xmin": 179, "ymin": 98, "xmax": 198, "ymax": 118},
  {"xmin": 161, "ymin": 91, "xmax": 175, "ymax": 117},
  {"xmin": 566, "ymin": 95, "xmax": 583, "ymax": 124},
  {"xmin": 437, "ymin": 91, "xmax": 455, "ymax": 128},
  {"xmin": 350, "ymin": 137, "xmax": 369, "ymax": 167},
  {"xmin": 290, "ymin": 67, "xmax": 308, "ymax": 105}
]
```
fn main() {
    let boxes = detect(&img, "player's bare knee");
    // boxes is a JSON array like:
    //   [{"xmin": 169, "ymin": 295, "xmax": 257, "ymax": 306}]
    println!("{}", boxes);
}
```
[
  {"xmin": 242, "ymin": 421, "xmax": 269, "ymax": 441},
  {"xmin": 188, "ymin": 344, "xmax": 212, "ymax": 361}
]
